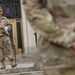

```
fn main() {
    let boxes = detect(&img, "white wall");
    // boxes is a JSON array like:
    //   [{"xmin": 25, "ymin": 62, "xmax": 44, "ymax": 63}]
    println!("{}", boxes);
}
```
[{"xmin": 20, "ymin": 0, "xmax": 36, "ymax": 54}]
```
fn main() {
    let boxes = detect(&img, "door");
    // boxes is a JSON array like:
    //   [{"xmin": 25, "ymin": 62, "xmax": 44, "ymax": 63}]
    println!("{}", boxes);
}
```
[{"xmin": 9, "ymin": 19, "xmax": 23, "ymax": 55}]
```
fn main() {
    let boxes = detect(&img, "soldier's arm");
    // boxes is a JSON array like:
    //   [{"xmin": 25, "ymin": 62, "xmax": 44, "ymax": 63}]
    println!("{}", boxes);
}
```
[
  {"xmin": 4, "ymin": 17, "xmax": 11, "ymax": 30},
  {"xmin": 23, "ymin": 0, "xmax": 75, "ymax": 48}
]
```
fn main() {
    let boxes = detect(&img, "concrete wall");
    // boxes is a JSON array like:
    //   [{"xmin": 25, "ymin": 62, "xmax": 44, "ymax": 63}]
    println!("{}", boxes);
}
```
[{"xmin": 20, "ymin": 0, "xmax": 36, "ymax": 54}]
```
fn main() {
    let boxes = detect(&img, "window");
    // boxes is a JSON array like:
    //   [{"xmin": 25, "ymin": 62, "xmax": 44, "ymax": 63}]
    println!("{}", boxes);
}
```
[{"xmin": 0, "ymin": 0, "xmax": 21, "ymax": 19}]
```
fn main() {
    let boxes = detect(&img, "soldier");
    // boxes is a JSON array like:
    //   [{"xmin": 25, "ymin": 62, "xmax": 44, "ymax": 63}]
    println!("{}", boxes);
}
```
[
  {"xmin": 23, "ymin": 0, "xmax": 75, "ymax": 75},
  {"xmin": 0, "ymin": 7, "xmax": 17, "ymax": 69}
]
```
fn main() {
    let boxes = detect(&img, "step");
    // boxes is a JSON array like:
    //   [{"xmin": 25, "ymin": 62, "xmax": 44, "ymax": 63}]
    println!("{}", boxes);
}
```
[
  {"xmin": 5, "ymin": 54, "xmax": 34, "ymax": 64},
  {"xmin": 0, "ymin": 68, "xmax": 44, "ymax": 75},
  {"xmin": 0, "ymin": 63, "xmax": 43, "ymax": 74},
  {"xmin": 0, "ymin": 67, "xmax": 43, "ymax": 74},
  {"xmin": 0, "ymin": 55, "xmax": 44, "ymax": 75},
  {"xmin": 0, "ymin": 63, "xmax": 34, "ymax": 69},
  {"xmin": 0, "ymin": 71, "xmax": 44, "ymax": 75}
]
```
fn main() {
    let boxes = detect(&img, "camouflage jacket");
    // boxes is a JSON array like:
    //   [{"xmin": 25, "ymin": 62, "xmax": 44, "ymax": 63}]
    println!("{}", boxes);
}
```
[
  {"xmin": 24, "ymin": 0, "xmax": 75, "ymax": 48},
  {"xmin": 0, "ymin": 16, "xmax": 10, "ymax": 36}
]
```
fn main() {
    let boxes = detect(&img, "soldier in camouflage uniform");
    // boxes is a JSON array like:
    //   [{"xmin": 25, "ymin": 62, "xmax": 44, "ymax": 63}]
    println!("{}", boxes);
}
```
[
  {"xmin": 23, "ymin": 0, "xmax": 75, "ymax": 75},
  {"xmin": 0, "ymin": 7, "xmax": 17, "ymax": 69}
]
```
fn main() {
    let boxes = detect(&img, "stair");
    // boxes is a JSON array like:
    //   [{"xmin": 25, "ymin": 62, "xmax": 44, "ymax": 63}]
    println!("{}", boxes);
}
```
[
  {"xmin": 5, "ymin": 54, "xmax": 34, "ymax": 64},
  {"xmin": 0, "ymin": 67, "xmax": 44, "ymax": 75},
  {"xmin": 0, "ymin": 54, "xmax": 44, "ymax": 75},
  {"xmin": 1, "ymin": 71, "xmax": 44, "ymax": 75}
]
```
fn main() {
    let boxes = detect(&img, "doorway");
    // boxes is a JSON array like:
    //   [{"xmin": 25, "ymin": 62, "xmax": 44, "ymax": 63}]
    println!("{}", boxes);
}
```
[{"xmin": 9, "ymin": 19, "xmax": 23, "ymax": 55}]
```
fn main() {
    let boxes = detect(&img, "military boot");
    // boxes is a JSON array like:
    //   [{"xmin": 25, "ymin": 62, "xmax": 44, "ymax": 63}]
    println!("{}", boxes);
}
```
[
  {"xmin": 10, "ymin": 59, "xmax": 17, "ymax": 68},
  {"xmin": 1, "ymin": 60, "xmax": 6, "ymax": 69}
]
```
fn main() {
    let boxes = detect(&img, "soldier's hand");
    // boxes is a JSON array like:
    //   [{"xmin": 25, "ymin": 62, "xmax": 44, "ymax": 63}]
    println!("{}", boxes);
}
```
[
  {"xmin": 72, "ymin": 42, "xmax": 75, "ymax": 56},
  {"xmin": 0, "ymin": 25, "xmax": 5, "ymax": 29},
  {"xmin": 72, "ymin": 42, "xmax": 75, "ymax": 49}
]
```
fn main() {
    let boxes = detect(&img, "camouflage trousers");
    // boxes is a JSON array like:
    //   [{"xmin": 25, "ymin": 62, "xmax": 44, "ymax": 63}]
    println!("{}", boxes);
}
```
[
  {"xmin": 43, "ymin": 68, "xmax": 75, "ymax": 75},
  {"xmin": 0, "ymin": 36, "xmax": 14, "ymax": 62},
  {"xmin": 35, "ymin": 37, "xmax": 75, "ymax": 75}
]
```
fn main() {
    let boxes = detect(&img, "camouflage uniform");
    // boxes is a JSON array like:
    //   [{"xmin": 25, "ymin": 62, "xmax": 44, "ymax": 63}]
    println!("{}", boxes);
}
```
[
  {"xmin": 0, "ymin": 16, "xmax": 14, "ymax": 62},
  {"xmin": 23, "ymin": 0, "xmax": 75, "ymax": 75}
]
